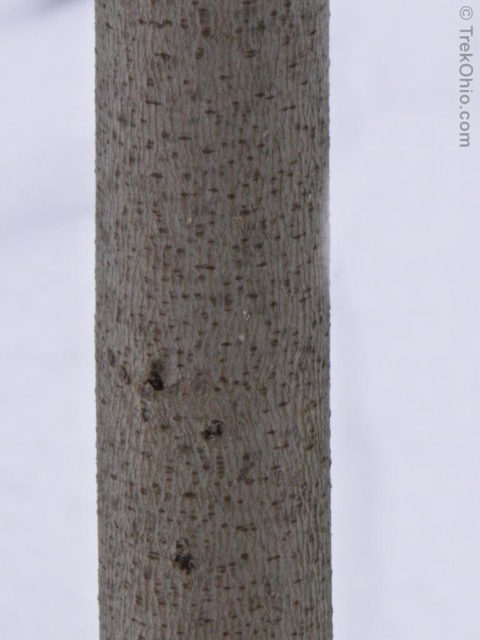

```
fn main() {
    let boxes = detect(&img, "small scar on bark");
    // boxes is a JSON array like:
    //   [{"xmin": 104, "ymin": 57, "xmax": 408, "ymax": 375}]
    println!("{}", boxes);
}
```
[
  {"xmin": 202, "ymin": 420, "xmax": 224, "ymax": 440},
  {"xmin": 174, "ymin": 541, "xmax": 194, "ymax": 574},
  {"xmin": 118, "ymin": 366, "xmax": 131, "ymax": 385},
  {"xmin": 146, "ymin": 360, "xmax": 164, "ymax": 391}
]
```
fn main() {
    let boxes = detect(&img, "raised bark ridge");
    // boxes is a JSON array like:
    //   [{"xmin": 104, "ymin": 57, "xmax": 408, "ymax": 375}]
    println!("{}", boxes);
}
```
[{"xmin": 96, "ymin": 1, "xmax": 331, "ymax": 637}]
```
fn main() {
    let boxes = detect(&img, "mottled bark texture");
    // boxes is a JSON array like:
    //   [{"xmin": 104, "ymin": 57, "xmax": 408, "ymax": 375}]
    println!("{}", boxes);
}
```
[{"xmin": 95, "ymin": 1, "xmax": 330, "ymax": 638}]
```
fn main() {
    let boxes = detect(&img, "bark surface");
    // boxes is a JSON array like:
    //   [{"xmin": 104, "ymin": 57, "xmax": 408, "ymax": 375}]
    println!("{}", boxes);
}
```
[{"xmin": 96, "ymin": 1, "xmax": 331, "ymax": 638}]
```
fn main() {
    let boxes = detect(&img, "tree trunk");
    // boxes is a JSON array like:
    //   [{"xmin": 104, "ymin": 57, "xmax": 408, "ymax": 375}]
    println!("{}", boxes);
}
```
[{"xmin": 95, "ymin": 2, "xmax": 331, "ymax": 638}]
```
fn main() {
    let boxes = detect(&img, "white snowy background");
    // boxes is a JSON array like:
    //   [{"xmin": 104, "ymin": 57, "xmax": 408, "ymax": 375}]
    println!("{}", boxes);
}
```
[{"xmin": 1, "ymin": 0, "xmax": 479, "ymax": 638}]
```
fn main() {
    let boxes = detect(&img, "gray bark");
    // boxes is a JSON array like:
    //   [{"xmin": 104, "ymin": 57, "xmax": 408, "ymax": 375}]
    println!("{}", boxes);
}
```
[{"xmin": 95, "ymin": 1, "xmax": 331, "ymax": 638}]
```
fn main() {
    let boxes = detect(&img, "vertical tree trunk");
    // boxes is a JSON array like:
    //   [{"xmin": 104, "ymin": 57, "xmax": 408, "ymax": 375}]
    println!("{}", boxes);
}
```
[{"xmin": 95, "ymin": 2, "xmax": 330, "ymax": 638}]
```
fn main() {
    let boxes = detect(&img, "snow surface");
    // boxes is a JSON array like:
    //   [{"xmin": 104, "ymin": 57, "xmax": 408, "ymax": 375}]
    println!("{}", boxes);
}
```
[
  {"xmin": 0, "ymin": 1, "xmax": 96, "ymax": 638},
  {"xmin": 1, "ymin": 0, "xmax": 479, "ymax": 638},
  {"xmin": 331, "ymin": 2, "xmax": 480, "ymax": 638}
]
